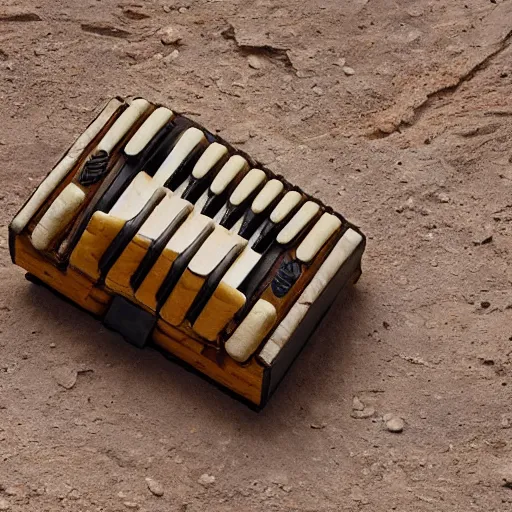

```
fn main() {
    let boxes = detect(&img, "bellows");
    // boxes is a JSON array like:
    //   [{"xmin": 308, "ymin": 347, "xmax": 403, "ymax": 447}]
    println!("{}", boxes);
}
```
[{"xmin": 9, "ymin": 96, "xmax": 366, "ymax": 408}]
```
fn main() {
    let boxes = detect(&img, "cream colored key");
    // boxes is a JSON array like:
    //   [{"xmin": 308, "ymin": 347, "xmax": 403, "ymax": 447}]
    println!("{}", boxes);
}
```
[
  {"xmin": 31, "ymin": 183, "xmax": 86, "ymax": 251},
  {"xmin": 296, "ymin": 213, "xmax": 342, "ymax": 263},
  {"xmin": 225, "ymin": 299, "xmax": 277, "ymax": 363},
  {"xmin": 269, "ymin": 190, "xmax": 302, "ymax": 223},
  {"xmin": 251, "ymin": 179, "xmax": 284, "ymax": 214},
  {"xmin": 188, "ymin": 226, "xmax": 247, "ymax": 278},
  {"xmin": 209, "ymin": 155, "xmax": 248, "ymax": 196},
  {"xmin": 276, "ymin": 201, "xmax": 320, "ymax": 245},
  {"xmin": 96, "ymin": 98, "xmax": 151, "ymax": 154},
  {"xmin": 152, "ymin": 127, "xmax": 206, "ymax": 187},
  {"xmin": 108, "ymin": 172, "xmax": 159, "ymax": 220},
  {"xmin": 229, "ymin": 169, "xmax": 267, "ymax": 206},
  {"xmin": 138, "ymin": 194, "xmax": 192, "ymax": 240},
  {"xmin": 192, "ymin": 142, "xmax": 228, "ymax": 179},
  {"xmin": 124, "ymin": 107, "xmax": 174, "ymax": 157}
]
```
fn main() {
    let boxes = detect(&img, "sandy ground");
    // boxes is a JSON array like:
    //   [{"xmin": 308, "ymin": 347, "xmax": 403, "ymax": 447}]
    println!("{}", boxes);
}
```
[{"xmin": 1, "ymin": 0, "xmax": 511, "ymax": 510}]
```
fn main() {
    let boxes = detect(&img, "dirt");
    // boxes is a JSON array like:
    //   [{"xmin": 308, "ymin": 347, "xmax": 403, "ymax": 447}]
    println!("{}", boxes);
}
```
[{"xmin": 0, "ymin": 0, "xmax": 511, "ymax": 510}]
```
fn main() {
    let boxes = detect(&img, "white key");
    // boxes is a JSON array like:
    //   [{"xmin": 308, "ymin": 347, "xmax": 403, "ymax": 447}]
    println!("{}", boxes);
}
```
[
  {"xmin": 97, "ymin": 98, "xmax": 152, "ymax": 154},
  {"xmin": 225, "ymin": 299, "xmax": 277, "ymax": 363},
  {"xmin": 109, "ymin": 172, "xmax": 159, "ymax": 220},
  {"xmin": 152, "ymin": 127, "xmax": 206, "ymax": 187},
  {"xmin": 209, "ymin": 155, "xmax": 248, "ymax": 195},
  {"xmin": 222, "ymin": 246, "xmax": 263, "ymax": 289},
  {"xmin": 296, "ymin": 213, "xmax": 342, "ymax": 263},
  {"xmin": 188, "ymin": 225, "xmax": 247, "ymax": 277},
  {"xmin": 31, "ymin": 183, "xmax": 86, "ymax": 251},
  {"xmin": 229, "ymin": 169, "xmax": 267, "ymax": 206},
  {"xmin": 192, "ymin": 142, "xmax": 228, "ymax": 179},
  {"xmin": 251, "ymin": 179, "xmax": 284, "ymax": 214},
  {"xmin": 276, "ymin": 201, "xmax": 320, "ymax": 245},
  {"xmin": 165, "ymin": 212, "xmax": 213, "ymax": 254},
  {"xmin": 269, "ymin": 190, "xmax": 302, "ymax": 224},
  {"xmin": 124, "ymin": 107, "xmax": 174, "ymax": 157},
  {"xmin": 138, "ymin": 193, "xmax": 192, "ymax": 240}
]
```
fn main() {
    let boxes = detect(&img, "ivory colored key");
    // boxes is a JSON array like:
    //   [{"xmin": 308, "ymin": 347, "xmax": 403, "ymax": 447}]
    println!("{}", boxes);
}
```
[
  {"xmin": 196, "ymin": 155, "xmax": 249, "ymax": 217},
  {"xmin": 159, "ymin": 225, "xmax": 247, "ymax": 340},
  {"xmin": 213, "ymin": 168, "xmax": 267, "ymax": 229},
  {"xmin": 105, "ymin": 193, "xmax": 193, "ymax": 297},
  {"xmin": 236, "ymin": 178, "xmax": 284, "ymax": 239},
  {"xmin": 224, "ymin": 299, "xmax": 277, "ymax": 363},
  {"xmin": 31, "ymin": 99, "xmax": 153, "ymax": 251},
  {"xmin": 173, "ymin": 142, "xmax": 228, "ymax": 201},
  {"xmin": 258, "ymin": 228, "xmax": 363, "ymax": 366},
  {"xmin": 11, "ymin": 97, "xmax": 123, "ymax": 235},
  {"xmin": 31, "ymin": 184, "xmax": 86, "ymax": 251}
]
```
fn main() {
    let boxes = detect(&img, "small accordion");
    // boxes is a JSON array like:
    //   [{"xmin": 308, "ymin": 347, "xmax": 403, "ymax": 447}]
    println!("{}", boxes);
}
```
[{"xmin": 9, "ymin": 97, "xmax": 366, "ymax": 408}]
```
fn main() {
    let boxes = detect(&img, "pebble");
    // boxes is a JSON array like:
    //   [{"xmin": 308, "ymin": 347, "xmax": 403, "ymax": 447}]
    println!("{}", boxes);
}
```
[
  {"xmin": 437, "ymin": 192, "xmax": 450, "ymax": 203},
  {"xmin": 198, "ymin": 473, "xmax": 215, "ymax": 487},
  {"xmin": 178, "ymin": 7, "xmax": 188, "ymax": 13},
  {"xmin": 0, "ymin": 499, "xmax": 9, "ymax": 511},
  {"xmin": 247, "ymin": 54, "xmax": 263, "ymax": 69},
  {"xmin": 163, "ymin": 6, "xmax": 171, "ymax": 13},
  {"xmin": 352, "ymin": 396, "xmax": 365, "ymax": 411},
  {"xmin": 163, "ymin": 50, "xmax": 180, "ymax": 64},
  {"xmin": 53, "ymin": 367, "xmax": 78, "ymax": 389},
  {"xmin": 312, "ymin": 86, "xmax": 324, "ymax": 96},
  {"xmin": 343, "ymin": 66, "xmax": 355, "ymax": 76},
  {"xmin": 351, "ymin": 406, "xmax": 375, "ymax": 419},
  {"xmin": 123, "ymin": 502, "xmax": 139, "ymax": 510},
  {"xmin": 335, "ymin": 57, "xmax": 346, "ymax": 67},
  {"xmin": 503, "ymin": 475, "xmax": 512, "ymax": 489},
  {"xmin": 160, "ymin": 25, "xmax": 182, "ymax": 46},
  {"xmin": 385, "ymin": 415, "xmax": 405, "ymax": 433},
  {"xmin": 50, "ymin": 343, "xmax": 56, "ymax": 348},
  {"xmin": 501, "ymin": 417, "xmax": 511, "ymax": 429},
  {"xmin": 145, "ymin": 477, "xmax": 164, "ymax": 497}
]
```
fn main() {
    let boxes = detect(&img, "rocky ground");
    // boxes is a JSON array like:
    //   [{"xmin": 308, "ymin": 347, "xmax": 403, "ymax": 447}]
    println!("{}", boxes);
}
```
[{"xmin": 0, "ymin": 0, "xmax": 511, "ymax": 510}]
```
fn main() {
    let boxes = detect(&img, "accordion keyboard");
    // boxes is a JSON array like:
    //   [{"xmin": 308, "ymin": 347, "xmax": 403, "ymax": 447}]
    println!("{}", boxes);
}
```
[{"xmin": 10, "ymin": 96, "xmax": 365, "ymax": 407}]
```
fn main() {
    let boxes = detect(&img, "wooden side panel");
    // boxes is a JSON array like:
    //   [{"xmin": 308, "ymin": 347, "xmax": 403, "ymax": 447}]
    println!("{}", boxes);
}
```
[
  {"xmin": 154, "ymin": 320, "xmax": 264, "ymax": 406},
  {"xmin": 14, "ymin": 235, "xmax": 111, "ymax": 315}
]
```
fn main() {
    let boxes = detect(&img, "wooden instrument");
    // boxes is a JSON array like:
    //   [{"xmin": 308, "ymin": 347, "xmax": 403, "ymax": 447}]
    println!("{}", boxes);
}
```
[{"xmin": 9, "ymin": 96, "xmax": 366, "ymax": 409}]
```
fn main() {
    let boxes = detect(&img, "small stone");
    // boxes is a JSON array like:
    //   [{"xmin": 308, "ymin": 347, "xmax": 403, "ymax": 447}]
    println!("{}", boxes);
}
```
[
  {"xmin": 178, "ymin": 7, "xmax": 188, "ymax": 13},
  {"xmin": 501, "ymin": 417, "xmax": 511, "ymax": 429},
  {"xmin": 163, "ymin": 49, "xmax": 180, "ymax": 64},
  {"xmin": 503, "ymin": 476, "xmax": 512, "ymax": 489},
  {"xmin": 312, "ymin": 86, "xmax": 323, "ymax": 96},
  {"xmin": 174, "ymin": 455, "xmax": 184, "ymax": 464},
  {"xmin": 382, "ymin": 412, "xmax": 394, "ymax": 422},
  {"xmin": 352, "ymin": 397, "xmax": 365, "ymax": 411},
  {"xmin": 385, "ymin": 416, "xmax": 405, "ymax": 433},
  {"xmin": 163, "ymin": 6, "xmax": 171, "ymax": 13},
  {"xmin": 351, "ymin": 406, "xmax": 375, "ymax": 419},
  {"xmin": 68, "ymin": 489, "xmax": 81, "ymax": 500},
  {"xmin": 437, "ymin": 192, "xmax": 450, "ymax": 203},
  {"xmin": 50, "ymin": 343, "xmax": 56, "ymax": 348},
  {"xmin": 342, "ymin": 66, "xmax": 355, "ymax": 76},
  {"xmin": 123, "ymin": 502, "xmax": 139, "ymax": 510},
  {"xmin": 247, "ymin": 54, "xmax": 263, "ymax": 69},
  {"xmin": 310, "ymin": 423, "xmax": 326, "ymax": 429},
  {"xmin": 160, "ymin": 25, "xmax": 182, "ymax": 46},
  {"xmin": 198, "ymin": 474, "xmax": 215, "ymax": 487},
  {"xmin": 145, "ymin": 477, "xmax": 164, "ymax": 497},
  {"xmin": 335, "ymin": 57, "xmax": 346, "ymax": 67},
  {"xmin": 53, "ymin": 367, "xmax": 78, "ymax": 389},
  {"xmin": 0, "ymin": 499, "xmax": 9, "ymax": 511}
]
